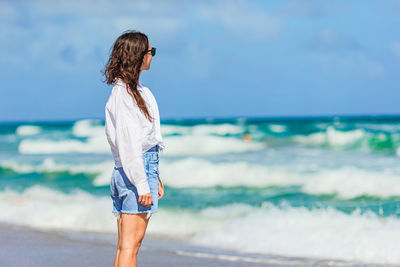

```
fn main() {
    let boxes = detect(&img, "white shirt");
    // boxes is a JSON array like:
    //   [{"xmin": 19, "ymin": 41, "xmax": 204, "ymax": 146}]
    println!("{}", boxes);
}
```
[{"xmin": 104, "ymin": 78, "xmax": 165, "ymax": 195}]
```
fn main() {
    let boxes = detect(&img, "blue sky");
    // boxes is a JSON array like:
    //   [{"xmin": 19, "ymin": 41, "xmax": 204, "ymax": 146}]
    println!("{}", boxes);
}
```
[{"xmin": 0, "ymin": 0, "xmax": 399, "ymax": 121}]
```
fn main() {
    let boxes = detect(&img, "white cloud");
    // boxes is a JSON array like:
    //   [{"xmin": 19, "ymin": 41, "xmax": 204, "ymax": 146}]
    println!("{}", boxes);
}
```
[
  {"xmin": 112, "ymin": 16, "xmax": 186, "ymax": 41},
  {"xmin": 305, "ymin": 29, "xmax": 383, "ymax": 79},
  {"xmin": 181, "ymin": 40, "xmax": 216, "ymax": 79},
  {"xmin": 278, "ymin": 0, "xmax": 351, "ymax": 18},
  {"xmin": 0, "ymin": 1, "xmax": 17, "ymax": 20},
  {"xmin": 308, "ymin": 29, "xmax": 362, "ymax": 52},
  {"xmin": 196, "ymin": 0, "xmax": 283, "ymax": 42},
  {"xmin": 1, "ymin": 0, "xmax": 284, "ymax": 75},
  {"xmin": 310, "ymin": 50, "xmax": 384, "ymax": 79},
  {"xmin": 390, "ymin": 42, "xmax": 400, "ymax": 59},
  {"xmin": 0, "ymin": 0, "xmax": 188, "ymax": 71},
  {"xmin": 361, "ymin": 54, "xmax": 385, "ymax": 78}
]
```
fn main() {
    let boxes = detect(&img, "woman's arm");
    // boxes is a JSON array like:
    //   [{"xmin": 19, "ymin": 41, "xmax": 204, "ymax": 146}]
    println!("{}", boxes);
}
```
[
  {"xmin": 158, "ymin": 174, "xmax": 164, "ymax": 199},
  {"xmin": 114, "ymin": 92, "xmax": 150, "ymax": 196}
]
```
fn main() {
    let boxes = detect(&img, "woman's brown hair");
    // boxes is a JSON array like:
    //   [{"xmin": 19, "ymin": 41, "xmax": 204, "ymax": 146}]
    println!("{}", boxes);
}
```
[{"xmin": 103, "ymin": 30, "xmax": 153, "ymax": 122}]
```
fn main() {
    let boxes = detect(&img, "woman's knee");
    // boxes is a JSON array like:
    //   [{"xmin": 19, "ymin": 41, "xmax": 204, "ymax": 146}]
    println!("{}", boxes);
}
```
[{"xmin": 118, "ymin": 236, "xmax": 144, "ymax": 254}]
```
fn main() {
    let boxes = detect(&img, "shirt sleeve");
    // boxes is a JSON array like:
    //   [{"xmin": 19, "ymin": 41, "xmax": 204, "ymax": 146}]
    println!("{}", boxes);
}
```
[{"xmin": 114, "ymin": 93, "xmax": 150, "ymax": 196}]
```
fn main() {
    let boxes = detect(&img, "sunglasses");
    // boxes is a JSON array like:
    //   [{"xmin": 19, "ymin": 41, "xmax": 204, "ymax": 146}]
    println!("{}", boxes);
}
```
[{"xmin": 144, "ymin": 47, "xmax": 156, "ymax": 57}]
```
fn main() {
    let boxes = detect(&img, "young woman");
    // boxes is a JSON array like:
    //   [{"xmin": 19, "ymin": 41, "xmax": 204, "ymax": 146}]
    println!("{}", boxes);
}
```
[{"xmin": 103, "ymin": 30, "xmax": 165, "ymax": 267}]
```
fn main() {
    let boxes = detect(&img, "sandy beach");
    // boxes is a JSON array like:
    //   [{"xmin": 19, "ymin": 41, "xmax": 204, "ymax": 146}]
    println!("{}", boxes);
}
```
[{"xmin": 0, "ymin": 222, "xmax": 395, "ymax": 267}]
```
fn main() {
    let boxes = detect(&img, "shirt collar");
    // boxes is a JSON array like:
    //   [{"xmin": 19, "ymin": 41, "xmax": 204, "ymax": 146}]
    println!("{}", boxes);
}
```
[
  {"xmin": 137, "ymin": 81, "xmax": 144, "ymax": 92},
  {"xmin": 116, "ymin": 78, "xmax": 144, "ymax": 92}
]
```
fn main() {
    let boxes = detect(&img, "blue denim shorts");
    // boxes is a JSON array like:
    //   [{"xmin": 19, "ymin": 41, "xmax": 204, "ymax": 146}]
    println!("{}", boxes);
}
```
[{"xmin": 110, "ymin": 145, "xmax": 160, "ymax": 219}]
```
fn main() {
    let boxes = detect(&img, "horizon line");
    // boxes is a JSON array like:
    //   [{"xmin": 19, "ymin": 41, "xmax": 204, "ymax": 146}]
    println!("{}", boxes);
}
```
[{"xmin": 2, "ymin": 113, "xmax": 400, "ymax": 124}]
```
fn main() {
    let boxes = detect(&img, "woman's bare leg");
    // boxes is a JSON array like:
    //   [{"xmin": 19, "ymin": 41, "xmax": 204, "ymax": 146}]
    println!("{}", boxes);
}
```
[
  {"xmin": 113, "ymin": 215, "xmax": 122, "ymax": 267},
  {"xmin": 117, "ymin": 212, "xmax": 150, "ymax": 267}
]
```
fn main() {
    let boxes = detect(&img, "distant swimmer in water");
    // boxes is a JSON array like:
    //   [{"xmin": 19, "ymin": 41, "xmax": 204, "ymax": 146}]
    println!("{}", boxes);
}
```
[{"xmin": 242, "ymin": 133, "xmax": 252, "ymax": 142}]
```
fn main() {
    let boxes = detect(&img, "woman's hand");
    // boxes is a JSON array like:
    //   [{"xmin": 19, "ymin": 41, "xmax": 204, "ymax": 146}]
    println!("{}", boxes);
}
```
[
  {"xmin": 158, "ymin": 175, "xmax": 164, "ymax": 199},
  {"xmin": 138, "ymin": 193, "xmax": 153, "ymax": 207}
]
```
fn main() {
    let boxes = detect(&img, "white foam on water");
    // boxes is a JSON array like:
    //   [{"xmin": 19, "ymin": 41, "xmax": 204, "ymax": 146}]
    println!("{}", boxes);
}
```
[
  {"xmin": 293, "ymin": 126, "xmax": 366, "ymax": 148},
  {"xmin": 314, "ymin": 122, "xmax": 330, "ymax": 130},
  {"xmin": 0, "ymin": 186, "xmax": 398, "ymax": 265},
  {"xmin": 18, "ymin": 135, "xmax": 109, "ymax": 154},
  {"xmin": 3, "ymin": 156, "xmax": 400, "ymax": 199},
  {"xmin": 72, "ymin": 119, "xmax": 104, "ymax": 137},
  {"xmin": 268, "ymin": 124, "xmax": 287, "ymax": 133},
  {"xmin": 161, "ymin": 125, "xmax": 192, "ymax": 135},
  {"xmin": 15, "ymin": 125, "xmax": 42, "ymax": 136},
  {"xmin": 300, "ymin": 166, "xmax": 400, "ymax": 198},
  {"xmin": 15, "ymin": 119, "xmax": 108, "ymax": 154},
  {"xmin": 185, "ymin": 203, "xmax": 400, "ymax": 265},
  {"xmin": 191, "ymin": 124, "xmax": 245, "ymax": 135},
  {"xmin": 162, "ymin": 135, "xmax": 264, "ymax": 155},
  {"xmin": 136, "ymin": 157, "xmax": 400, "ymax": 199},
  {"xmin": 0, "ymin": 158, "xmax": 113, "ymax": 186},
  {"xmin": 155, "ymin": 157, "xmax": 298, "ymax": 188},
  {"xmin": 0, "ymin": 185, "xmax": 115, "ymax": 233},
  {"xmin": 354, "ymin": 122, "xmax": 400, "ymax": 133},
  {"xmin": 160, "ymin": 123, "xmax": 245, "ymax": 136},
  {"xmin": 18, "ymin": 129, "xmax": 262, "ymax": 155}
]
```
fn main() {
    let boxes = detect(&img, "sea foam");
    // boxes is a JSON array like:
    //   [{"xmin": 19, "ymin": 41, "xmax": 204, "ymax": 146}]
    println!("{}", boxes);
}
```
[
  {"xmin": 0, "ymin": 186, "xmax": 399, "ymax": 265},
  {"xmin": 3, "ymin": 157, "xmax": 400, "ymax": 199}
]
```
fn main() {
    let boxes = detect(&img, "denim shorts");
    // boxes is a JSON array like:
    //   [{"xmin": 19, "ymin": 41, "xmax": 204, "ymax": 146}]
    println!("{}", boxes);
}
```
[{"xmin": 110, "ymin": 145, "xmax": 160, "ymax": 219}]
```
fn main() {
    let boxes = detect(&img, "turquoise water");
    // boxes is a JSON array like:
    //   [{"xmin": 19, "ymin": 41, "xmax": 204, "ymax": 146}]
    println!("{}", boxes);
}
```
[{"xmin": 1, "ymin": 116, "xmax": 400, "ymax": 264}]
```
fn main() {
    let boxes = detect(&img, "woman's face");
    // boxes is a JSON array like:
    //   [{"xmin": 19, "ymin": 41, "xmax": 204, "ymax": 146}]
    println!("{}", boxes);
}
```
[{"xmin": 141, "ymin": 42, "xmax": 152, "ymax": 71}]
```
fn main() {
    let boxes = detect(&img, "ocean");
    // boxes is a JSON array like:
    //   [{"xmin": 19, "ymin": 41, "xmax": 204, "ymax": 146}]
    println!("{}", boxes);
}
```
[{"xmin": 0, "ymin": 116, "xmax": 399, "ymax": 265}]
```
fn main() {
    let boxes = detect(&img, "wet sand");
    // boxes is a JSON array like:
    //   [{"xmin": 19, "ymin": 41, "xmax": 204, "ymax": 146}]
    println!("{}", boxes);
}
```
[{"xmin": 0, "ymin": 222, "xmax": 394, "ymax": 267}]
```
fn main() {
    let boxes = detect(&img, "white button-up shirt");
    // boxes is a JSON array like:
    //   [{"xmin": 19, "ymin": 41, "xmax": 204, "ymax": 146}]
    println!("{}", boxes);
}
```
[{"xmin": 104, "ymin": 78, "xmax": 165, "ymax": 195}]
